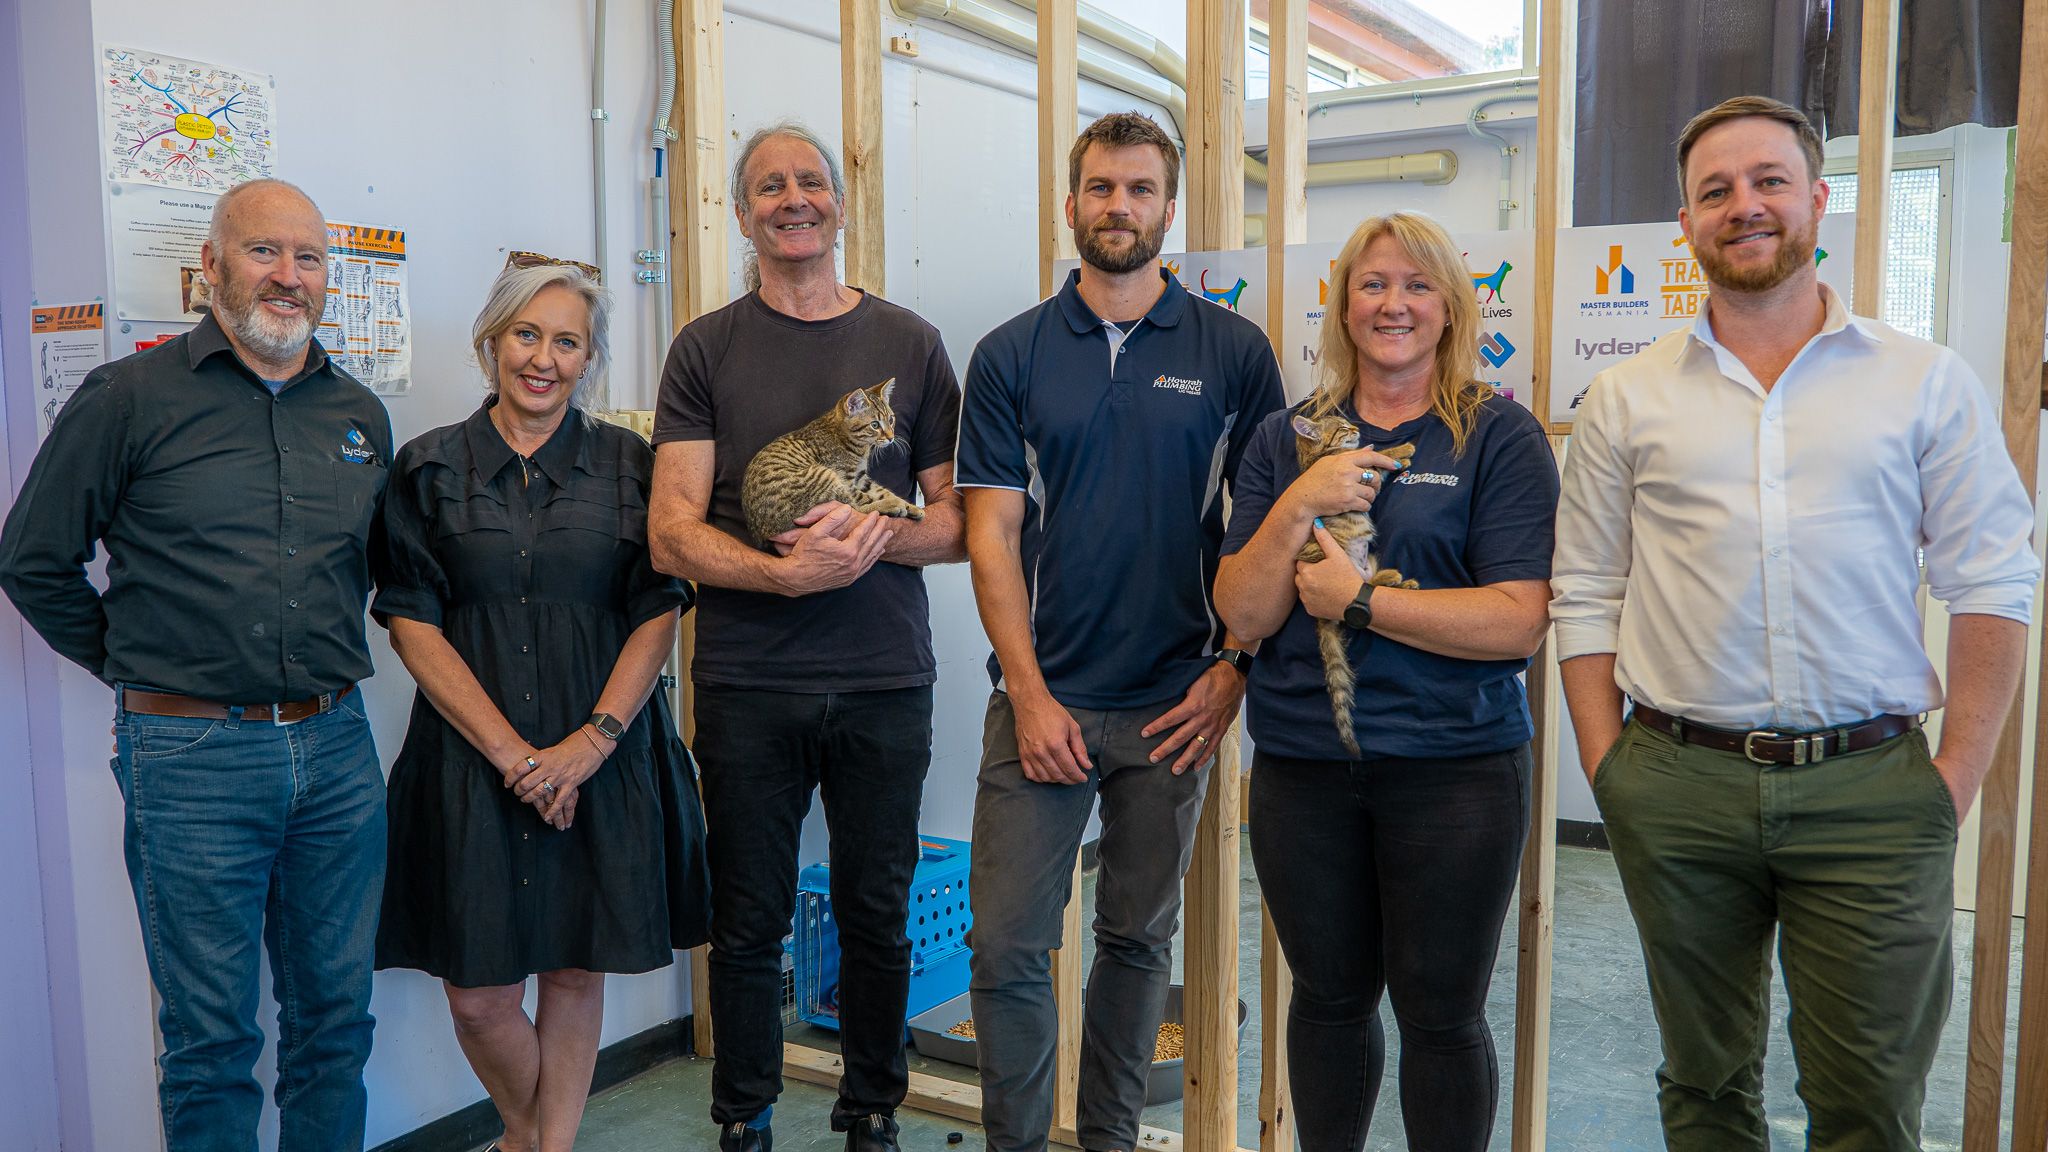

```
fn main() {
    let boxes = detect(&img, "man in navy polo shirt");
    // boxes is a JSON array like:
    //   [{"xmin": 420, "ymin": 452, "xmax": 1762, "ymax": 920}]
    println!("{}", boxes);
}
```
[{"xmin": 956, "ymin": 111, "xmax": 1286, "ymax": 1152}]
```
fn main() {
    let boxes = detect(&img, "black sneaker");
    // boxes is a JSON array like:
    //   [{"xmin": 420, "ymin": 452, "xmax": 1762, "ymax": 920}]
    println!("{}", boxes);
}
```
[
  {"xmin": 718, "ymin": 1121, "xmax": 772, "ymax": 1152},
  {"xmin": 844, "ymin": 1113, "xmax": 900, "ymax": 1152}
]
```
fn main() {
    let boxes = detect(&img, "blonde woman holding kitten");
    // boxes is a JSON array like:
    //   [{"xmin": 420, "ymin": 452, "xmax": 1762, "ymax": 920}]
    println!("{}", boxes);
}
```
[{"xmin": 1213, "ymin": 211, "xmax": 1557, "ymax": 1152}]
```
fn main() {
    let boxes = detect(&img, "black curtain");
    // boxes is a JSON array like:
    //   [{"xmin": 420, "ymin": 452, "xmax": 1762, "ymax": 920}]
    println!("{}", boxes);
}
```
[
  {"xmin": 1572, "ymin": 0, "xmax": 2020, "ymax": 227},
  {"xmin": 1573, "ymin": 0, "xmax": 1828, "ymax": 226},
  {"xmin": 1824, "ymin": 0, "xmax": 2024, "ymax": 137}
]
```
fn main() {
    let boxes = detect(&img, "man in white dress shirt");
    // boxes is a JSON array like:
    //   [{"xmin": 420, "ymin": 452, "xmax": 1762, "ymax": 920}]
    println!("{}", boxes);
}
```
[{"xmin": 1552, "ymin": 95, "xmax": 2039, "ymax": 1150}]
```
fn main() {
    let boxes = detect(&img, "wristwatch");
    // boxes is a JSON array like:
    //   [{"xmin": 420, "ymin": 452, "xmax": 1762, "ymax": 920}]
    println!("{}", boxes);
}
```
[
  {"xmin": 587, "ymin": 712, "xmax": 626, "ymax": 741},
  {"xmin": 1341, "ymin": 581, "xmax": 1376, "ymax": 630},
  {"xmin": 1213, "ymin": 648, "xmax": 1253, "ymax": 675}
]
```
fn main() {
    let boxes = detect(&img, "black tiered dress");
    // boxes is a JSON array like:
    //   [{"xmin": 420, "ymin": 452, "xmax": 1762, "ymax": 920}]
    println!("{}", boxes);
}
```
[{"xmin": 373, "ymin": 402, "xmax": 710, "ymax": 987}]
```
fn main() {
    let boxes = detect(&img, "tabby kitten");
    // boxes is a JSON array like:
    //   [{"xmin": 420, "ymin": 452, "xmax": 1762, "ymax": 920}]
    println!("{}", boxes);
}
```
[
  {"xmin": 1292, "ymin": 411, "xmax": 1417, "ymax": 757},
  {"xmin": 741, "ymin": 378, "xmax": 924, "ymax": 544}
]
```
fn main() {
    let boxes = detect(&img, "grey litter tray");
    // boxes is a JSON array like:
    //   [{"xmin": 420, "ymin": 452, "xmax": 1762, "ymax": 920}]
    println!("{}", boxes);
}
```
[{"xmin": 907, "ymin": 984, "xmax": 1249, "ymax": 1105}]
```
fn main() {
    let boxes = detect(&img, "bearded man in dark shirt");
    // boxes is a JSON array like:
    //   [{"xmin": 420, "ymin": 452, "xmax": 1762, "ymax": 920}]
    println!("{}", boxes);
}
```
[{"xmin": 0, "ymin": 178, "xmax": 394, "ymax": 1152}]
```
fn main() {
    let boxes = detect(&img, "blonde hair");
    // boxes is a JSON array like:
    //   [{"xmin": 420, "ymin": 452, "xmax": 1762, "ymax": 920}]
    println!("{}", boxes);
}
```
[
  {"xmin": 472, "ymin": 263, "xmax": 612, "ymax": 410},
  {"xmin": 1309, "ymin": 211, "xmax": 1490, "ymax": 456}
]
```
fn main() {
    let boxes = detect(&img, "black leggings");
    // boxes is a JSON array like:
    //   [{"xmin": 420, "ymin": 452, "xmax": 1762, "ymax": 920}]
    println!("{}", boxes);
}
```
[{"xmin": 1249, "ymin": 744, "xmax": 1531, "ymax": 1152}]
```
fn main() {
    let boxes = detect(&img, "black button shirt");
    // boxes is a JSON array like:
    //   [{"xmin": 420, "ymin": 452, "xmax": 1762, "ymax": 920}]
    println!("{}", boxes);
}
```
[{"xmin": 0, "ymin": 313, "xmax": 394, "ymax": 702}]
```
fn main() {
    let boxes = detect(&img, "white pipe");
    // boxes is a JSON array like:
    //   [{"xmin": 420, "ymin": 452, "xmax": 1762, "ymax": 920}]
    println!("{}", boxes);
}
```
[
  {"xmin": 888, "ymin": 0, "xmax": 1452, "ymax": 192},
  {"xmin": 1466, "ymin": 94, "xmax": 1533, "ymax": 229},
  {"xmin": 1310, "ymin": 74, "xmax": 1536, "ymax": 118},
  {"xmin": 591, "ymin": 0, "xmax": 610, "ymax": 277},
  {"xmin": 590, "ymin": 0, "xmax": 611, "ymax": 407},
  {"xmin": 651, "ymin": 0, "xmax": 677, "ymax": 399}
]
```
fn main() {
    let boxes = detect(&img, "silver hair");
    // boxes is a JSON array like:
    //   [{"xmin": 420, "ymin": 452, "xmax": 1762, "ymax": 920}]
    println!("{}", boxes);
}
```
[
  {"xmin": 471, "ymin": 263, "xmax": 613, "ymax": 410},
  {"xmin": 730, "ymin": 120, "xmax": 846, "ymax": 292},
  {"xmin": 206, "ymin": 178, "xmax": 323, "ymax": 254}
]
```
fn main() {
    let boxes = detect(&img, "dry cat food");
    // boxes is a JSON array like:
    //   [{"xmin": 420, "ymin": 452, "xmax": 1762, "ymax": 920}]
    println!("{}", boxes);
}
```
[{"xmin": 946, "ymin": 1019, "xmax": 1187, "ymax": 1062}]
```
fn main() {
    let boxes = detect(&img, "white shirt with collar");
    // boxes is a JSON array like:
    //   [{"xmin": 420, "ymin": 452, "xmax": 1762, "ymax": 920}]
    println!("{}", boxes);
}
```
[{"xmin": 1551, "ymin": 282, "xmax": 2040, "ymax": 731}]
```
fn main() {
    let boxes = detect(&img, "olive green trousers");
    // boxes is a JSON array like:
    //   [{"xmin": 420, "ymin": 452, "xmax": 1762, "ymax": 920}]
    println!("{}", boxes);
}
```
[{"xmin": 1594, "ymin": 718, "xmax": 1958, "ymax": 1150}]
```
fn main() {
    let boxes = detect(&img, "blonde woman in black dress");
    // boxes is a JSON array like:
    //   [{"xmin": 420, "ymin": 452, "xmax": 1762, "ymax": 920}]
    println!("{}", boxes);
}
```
[{"xmin": 373, "ymin": 262, "xmax": 709, "ymax": 1152}]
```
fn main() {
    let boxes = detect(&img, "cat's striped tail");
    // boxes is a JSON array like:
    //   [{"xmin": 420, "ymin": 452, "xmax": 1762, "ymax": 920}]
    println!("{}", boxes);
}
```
[{"xmin": 1316, "ymin": 618, "xmax": 1362, "ymax": 757}]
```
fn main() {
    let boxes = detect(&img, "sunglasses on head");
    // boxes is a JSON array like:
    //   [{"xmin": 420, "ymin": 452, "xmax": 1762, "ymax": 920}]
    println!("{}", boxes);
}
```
[{"xmin": 504, "ymin": 250, "xmax": 603, "ymax": 284}]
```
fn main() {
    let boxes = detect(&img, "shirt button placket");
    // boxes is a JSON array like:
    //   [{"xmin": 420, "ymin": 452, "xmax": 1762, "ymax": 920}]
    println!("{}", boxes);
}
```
[{"xmin": 1757, "ymin": 399, "xmax": 1798, "ymax": 725}]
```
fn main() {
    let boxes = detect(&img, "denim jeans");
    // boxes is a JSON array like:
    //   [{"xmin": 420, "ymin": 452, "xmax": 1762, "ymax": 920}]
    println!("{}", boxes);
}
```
[
  {"xmin": 693, "ymin": 684, "xmax": 933, "ymax": 1132},
  {"xmin": 1249, "ymin": 745, "xmax": 1531, "ymax": 1152},
  {"xmin": 966, "ymin": 691, "xmax": 1212, "ymax": 1152},
  {"xmin": 111, "ymin": 687, "xmax": 386, "ymax": 1152}
]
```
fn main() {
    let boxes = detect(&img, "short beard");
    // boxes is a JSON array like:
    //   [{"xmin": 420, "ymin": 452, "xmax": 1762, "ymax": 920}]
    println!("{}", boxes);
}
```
[
  {"xmin": 1698, "ymin": 216, "xmax": 1817, "ymax": 294},
  {"xmin": 213, "ymin": 269, "xmax": 317, "ymax": 364},
  {"xmin": 1077, "ymin": 215, "xmax": 1167, "ymax": 275}
]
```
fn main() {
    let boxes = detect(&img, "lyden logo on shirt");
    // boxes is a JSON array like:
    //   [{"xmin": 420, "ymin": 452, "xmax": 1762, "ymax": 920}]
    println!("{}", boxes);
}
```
[
  {"xmin": 1152, "ymin": 374, "xmax": 1203, "ymax": 396},
  {"xmin": 339, "ymin": 427, "xmax": 377, "ymax": 464},
  {"xmin": 1394, "ymin": 470, "xmax": 1459, "ymax": 487}
]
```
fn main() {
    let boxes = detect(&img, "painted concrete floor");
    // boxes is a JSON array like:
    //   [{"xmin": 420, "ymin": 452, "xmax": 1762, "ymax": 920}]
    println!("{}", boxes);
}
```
[{"xmin": 552, "ymin": 844, "xmax": 2025, "ymax": 1151}]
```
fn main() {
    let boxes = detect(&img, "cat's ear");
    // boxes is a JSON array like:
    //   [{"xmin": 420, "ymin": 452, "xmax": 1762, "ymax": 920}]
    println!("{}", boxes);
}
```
[
  {"xmin": 843, "ymin": 387, "xmax": 873, "ymax": 417},
  {"xmin": 1290, "ymin": 413, "xmax": 1321, "ymax": 441},
  {"xmin": 871, "ymin": 378, "xmax": 897, "ymax": 406}
]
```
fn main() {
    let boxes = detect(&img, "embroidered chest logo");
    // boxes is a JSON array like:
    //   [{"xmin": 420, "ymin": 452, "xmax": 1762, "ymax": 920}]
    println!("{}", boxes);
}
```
[
  {"xmin": 1152, "ymin": 374, "xmax": 1203, "ymax": 396},
  {"xmin": 340, "ymin": 427, "xmax": 377, "ymax": 464},
  {"xmin": 1393, "ymin": 470, "xmax": 1459, "ymax": 488}
]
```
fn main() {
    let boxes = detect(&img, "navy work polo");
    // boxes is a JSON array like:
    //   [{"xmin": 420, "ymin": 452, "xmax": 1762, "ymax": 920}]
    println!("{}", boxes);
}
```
[{"xmin": 956, "ymin": 268, "xmax": 1287, "ymax": 710}]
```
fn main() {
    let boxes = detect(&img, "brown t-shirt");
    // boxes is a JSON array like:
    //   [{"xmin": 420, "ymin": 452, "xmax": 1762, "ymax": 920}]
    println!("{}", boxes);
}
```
[{"xmin": 652, "ymin": 290, "xmax": 960, "ymax": 692}]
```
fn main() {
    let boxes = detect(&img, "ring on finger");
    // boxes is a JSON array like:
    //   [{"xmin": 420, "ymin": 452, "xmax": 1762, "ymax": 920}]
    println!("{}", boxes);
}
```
[
  {"xmin": 1194, "ymin": 733, "xmax": 1210, "ymax": 745},
  {"xmin": 1359, "ymin": 468, "xmax": 1379, "ymax": 486}
]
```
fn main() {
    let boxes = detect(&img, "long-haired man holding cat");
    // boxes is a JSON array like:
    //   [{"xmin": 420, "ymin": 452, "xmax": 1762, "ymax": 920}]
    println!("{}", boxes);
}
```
[
  {"xmin": 955, "ymin": 112, "xmax": 1286, "ymax": 1152},
  {"xmin": 1552, "ymin": 95, "xmax": 2038, "ymax": 1149},
  {"xmin": 647, "ymin": 121, "xmax": 965, "ymax": 1152}
]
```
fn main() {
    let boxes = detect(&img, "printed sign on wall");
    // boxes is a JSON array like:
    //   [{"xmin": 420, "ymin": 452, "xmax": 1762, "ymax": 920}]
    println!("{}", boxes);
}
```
[{"xmin": 1547, "ymin": 215, "xmax": 1856, "ymax": 424}]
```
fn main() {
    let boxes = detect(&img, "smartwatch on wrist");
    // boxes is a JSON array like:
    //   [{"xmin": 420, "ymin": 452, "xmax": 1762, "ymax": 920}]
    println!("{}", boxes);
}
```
[
  {"xmin": 587, "ymin": 712, "xmax": 626, "ymax": 741},
  {"xmin": 1213, "ymin": 648, "xmax": 1253, "ymax": 676},
  {"xmin": 1341, "ymin": 581, "xmax": 1376, "ymax": 630}
]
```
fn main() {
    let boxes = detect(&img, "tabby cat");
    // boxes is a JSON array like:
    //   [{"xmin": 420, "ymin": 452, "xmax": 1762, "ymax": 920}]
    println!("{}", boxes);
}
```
[
  {"xmin": 1292, "ymin": 411, "xmax": 1417, "ymax": 757},
  {"xmin": 741, "ymin": 378, "xmax": 924, "ymax": 544}
]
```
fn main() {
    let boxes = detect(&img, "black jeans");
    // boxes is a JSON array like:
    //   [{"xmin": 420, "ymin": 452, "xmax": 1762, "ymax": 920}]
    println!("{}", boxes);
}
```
[
  {"xmin": 1249, "ymin": 744, "xmax": 1531, "ymax": 1152},
  {"xmin": 695, "ymin": 684, "xmax": 933, "ymax": 1132}
]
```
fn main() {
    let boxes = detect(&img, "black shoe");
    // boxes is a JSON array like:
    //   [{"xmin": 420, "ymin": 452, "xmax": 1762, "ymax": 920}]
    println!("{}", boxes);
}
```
[
  {"xmin": 719, "ymin": 1121, "xmax": 772, "ymax": 1152},
  {"xmin": 844, "ymin": 1113, "xmax": 900, "ymax": 1152}
]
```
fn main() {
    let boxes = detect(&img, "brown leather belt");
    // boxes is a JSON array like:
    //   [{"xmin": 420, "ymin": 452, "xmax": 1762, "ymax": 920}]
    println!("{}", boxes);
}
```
[
  {"xmin": 121, "ymin": 684, "xmax": 355, "ymax": 725},
  {"xmin": 1633, "ymin": 703, "xmax": 1918, "ymax": 766}
]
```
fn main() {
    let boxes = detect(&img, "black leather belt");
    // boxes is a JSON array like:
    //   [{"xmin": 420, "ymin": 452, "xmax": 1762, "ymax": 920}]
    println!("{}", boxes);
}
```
[{"xmin": 1633, "ymin": 703, "xmax": 1918, "ymax": 766}]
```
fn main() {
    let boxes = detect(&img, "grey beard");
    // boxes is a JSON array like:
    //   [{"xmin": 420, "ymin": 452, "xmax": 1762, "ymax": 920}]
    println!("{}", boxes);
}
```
[{"xmin": 220, "ymin": 300, "xmax": 314, "ymax": 364}]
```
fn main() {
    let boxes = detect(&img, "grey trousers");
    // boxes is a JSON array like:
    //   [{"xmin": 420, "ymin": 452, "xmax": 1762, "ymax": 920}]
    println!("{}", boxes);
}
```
[{"xmin": 967, "ymin": 691, "xmax": 1212, "ymax": 1152}]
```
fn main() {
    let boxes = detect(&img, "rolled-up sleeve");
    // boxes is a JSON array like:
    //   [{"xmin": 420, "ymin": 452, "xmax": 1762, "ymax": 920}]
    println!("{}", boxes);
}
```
[
  {"xmin": 1549, "ymin": 371, "xmax": 1635, "ymax": 661},
  {"xmin": 1918, "ymin": 352, "xmax": 2040, "ymax": 622}
]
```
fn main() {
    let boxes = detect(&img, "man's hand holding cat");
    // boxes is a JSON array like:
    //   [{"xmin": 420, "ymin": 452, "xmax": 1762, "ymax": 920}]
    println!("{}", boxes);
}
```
[
  {"xmin": 1283, "ymin": 447, "xmax": 1408, "ymax": 521},
  {"xmin": 1142, "ymin": 663, "xmax": 1246, "ymax": 775},
  {"xmin": 767, "ymin": 502, "xmax": 850, "ymax": 556},
  {"xmin": 771, "ymin": 503, "xmax": 894, "ymax": 595},
  {"xmin": 1011, "ymin": 687, "xmax": 1094, "ymax": 785},
  {"xmin": 1296, "ymin": 522, "xmax": 1367, "ymax": 621}
]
